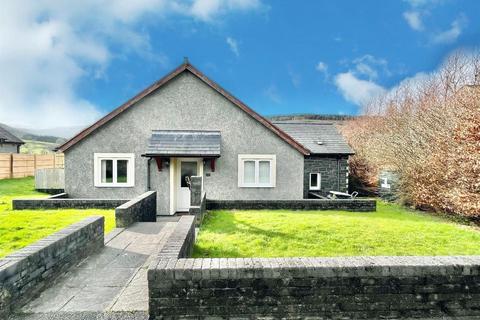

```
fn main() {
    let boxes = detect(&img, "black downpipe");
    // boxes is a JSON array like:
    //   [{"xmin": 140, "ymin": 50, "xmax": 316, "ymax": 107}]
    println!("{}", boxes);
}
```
[
  {"xmin": 337, "ymin": 157, "xmax": 340, "ymax": 191},
  {"xmin": 147, "ymin": 158, "xmax": 151, "ymax": 191}
]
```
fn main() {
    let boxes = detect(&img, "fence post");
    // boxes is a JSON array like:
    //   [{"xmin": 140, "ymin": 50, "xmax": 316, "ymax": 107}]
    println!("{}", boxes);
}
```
[{"xmin": 9, "ymin": 153, "xmax": 13, "ymax": 179}]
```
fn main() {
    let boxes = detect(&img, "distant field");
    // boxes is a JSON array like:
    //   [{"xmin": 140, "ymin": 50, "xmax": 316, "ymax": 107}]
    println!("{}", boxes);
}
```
[{"xmin": 20, "ymin": 140, "xmax": 59, "ymax": 154}]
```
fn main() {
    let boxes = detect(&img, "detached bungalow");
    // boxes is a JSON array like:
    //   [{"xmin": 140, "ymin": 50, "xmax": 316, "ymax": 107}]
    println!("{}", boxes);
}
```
[{"xmin": 57, "ymin": 61, "xmax": 354, "ymax": 215}]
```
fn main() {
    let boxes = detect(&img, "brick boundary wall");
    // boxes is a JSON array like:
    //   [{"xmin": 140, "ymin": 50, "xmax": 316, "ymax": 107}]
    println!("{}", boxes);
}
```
[
  {"xmin": 115, "ymin": 191, "xmax": 157, "ymax": 228},
  {"xmin": 148, "ymin": 255, "xmax": 480, "ymax": 319},
  {"xmin": 206, "ymin": 199, "xmax": 376, "ymax": 212},
  {"xmin": 0, "ymin": 216, "xmax": 104, "ymax": 318},
  {"xmin": 12, "ymin": 197, "xmax": 129, "ymax": 210}
]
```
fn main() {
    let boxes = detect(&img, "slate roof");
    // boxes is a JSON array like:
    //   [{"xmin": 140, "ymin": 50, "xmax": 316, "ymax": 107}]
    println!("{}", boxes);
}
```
[
  {"xmin": 273, "ymin": 121, "xmax": 354, "ymax": 155},
  {"xmin": 0, "ymin": 126, "xmax": 23, "ymax": 144},
  {"xmin": 145, "ymin": 130, "xmax": 221, "ymax": 157}
]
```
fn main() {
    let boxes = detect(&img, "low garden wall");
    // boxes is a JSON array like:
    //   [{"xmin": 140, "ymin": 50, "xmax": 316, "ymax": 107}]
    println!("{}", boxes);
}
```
[
  {"xmin": 207, "ymin": 198, "xmax": 376, "ymax": 212},
  {"xmin": 12, "ymin": 197, "xmax": 128, "ymax": 210},
  {"xmin": 0, "ymin": 216, "xmax": 104, "ymax": 317},
  {"xmin": 148, "ymin": 255, "xmax": 480, "ymax": 319},
  {"xmin": 115, "ymin": 191, "xmax": 157, "ymax": 228}
]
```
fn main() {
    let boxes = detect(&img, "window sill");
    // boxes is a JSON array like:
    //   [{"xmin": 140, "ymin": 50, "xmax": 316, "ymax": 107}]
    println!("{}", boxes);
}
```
[
  {"xmin": 239, "ymin": 185, "xmax": 275, "ymax": 188},
  {"xmin": 94, "ymin": 184, "xmax": 135, "ymax": 188}
]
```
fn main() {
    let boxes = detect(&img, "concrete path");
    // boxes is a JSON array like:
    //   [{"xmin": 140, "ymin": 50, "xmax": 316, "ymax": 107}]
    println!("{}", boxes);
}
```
[{"xmin": 10, "ymin": 218, "xmax": 179, "ymax": 320}]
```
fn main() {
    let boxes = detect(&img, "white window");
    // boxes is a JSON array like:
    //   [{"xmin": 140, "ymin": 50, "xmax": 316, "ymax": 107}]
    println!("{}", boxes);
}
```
[
  {"xmin": 309, "ymin": 173, "xmax": 321, "ymax": 190},
  {"xmin": 238, "ymin": 154, "xmax": 276, "ymax": 188},
  {"xmin": 94, "ymin": 153, "xmax": 135, "ymax": 187},
  {"xmin": 381, "ymin": 177, "xmax": 391, "ymax": 189}
]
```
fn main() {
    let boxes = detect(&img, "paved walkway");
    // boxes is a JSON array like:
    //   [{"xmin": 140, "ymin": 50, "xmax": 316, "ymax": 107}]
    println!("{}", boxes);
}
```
[{"xmin": 10, "ymin": 218, "xmax": 179, "ymax": 320}]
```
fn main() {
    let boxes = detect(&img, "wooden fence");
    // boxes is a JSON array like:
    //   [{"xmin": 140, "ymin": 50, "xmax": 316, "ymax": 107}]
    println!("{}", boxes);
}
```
[{"xmin": 0, "ymin": 153, "xmax": 64, "ymax": 179}]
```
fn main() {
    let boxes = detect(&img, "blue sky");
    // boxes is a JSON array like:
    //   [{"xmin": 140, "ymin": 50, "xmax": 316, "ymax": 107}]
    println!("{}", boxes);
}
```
[{"xmin": 1, "ymin": 0, "xmax": 479, "ymax": 129}]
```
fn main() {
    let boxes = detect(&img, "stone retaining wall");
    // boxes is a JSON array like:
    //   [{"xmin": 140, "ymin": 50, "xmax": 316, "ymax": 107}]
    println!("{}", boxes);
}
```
[
  {"xmin": 148, "ymin": 255, "xmax": 480, "ymax": 319},
  {"xmin": 155, "ymin": 215, "xmax": 196, "ymax": 259},
  {"xmin": 115, "ymin": 191, "xmax": 157, "ymax": 228},
  {"xmin": 12, "ymin": 197, "xmax": 128, "ymax": 210},
  {"xmin": 207, "ymin": 198, "xmax": 376, "ymax": 212},
  {"xmin": 0, "ymin": 216, "xmax": 104, "ymax": 317}
]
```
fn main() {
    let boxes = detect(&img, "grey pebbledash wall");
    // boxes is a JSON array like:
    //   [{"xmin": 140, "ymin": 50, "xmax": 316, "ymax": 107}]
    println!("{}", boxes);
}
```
[
  {"xmin": 64, "ymin": 71, "xmax": 304, "ymax": 214},
  {"xmin": 115, "ymin": 191, "xmax": 157, "ymax": 228},
  {"xmin": 0, "ymin": 216, "xmax": 104, "ymax": 317},
  {"xmin": 304, "ymin": 155, "xmax": 349, "ymax": 198},
  {"xmin": 149, "ymin": 255, "xmax": 480, "ymax": 319}
]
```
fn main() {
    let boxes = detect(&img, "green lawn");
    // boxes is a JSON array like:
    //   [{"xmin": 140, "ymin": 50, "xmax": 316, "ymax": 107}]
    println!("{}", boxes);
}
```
[
  {"xmin": 0, "ymin": 177, "xmax": 115, "ymax": 258},
  {"xmin": 193, "ymin": 202, "xmax": 480, "ymax": 258}
]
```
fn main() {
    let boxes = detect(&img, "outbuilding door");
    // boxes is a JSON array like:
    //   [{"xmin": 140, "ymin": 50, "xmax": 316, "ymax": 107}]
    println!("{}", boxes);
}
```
[{"xmin": 175, "ymin": 158, "xmax": 202, "ymax": 212}]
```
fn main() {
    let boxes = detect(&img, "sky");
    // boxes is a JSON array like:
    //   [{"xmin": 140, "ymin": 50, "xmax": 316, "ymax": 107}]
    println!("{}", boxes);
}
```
[{"xmin": 1, "ymin": 0, "xmax": 479, "ymax": 129}]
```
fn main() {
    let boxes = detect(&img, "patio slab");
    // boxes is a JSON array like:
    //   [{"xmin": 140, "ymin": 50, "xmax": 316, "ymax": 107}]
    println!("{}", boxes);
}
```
[{"xmin": 11, "ymin": 220, "xmax": 177, "ymax": 318}]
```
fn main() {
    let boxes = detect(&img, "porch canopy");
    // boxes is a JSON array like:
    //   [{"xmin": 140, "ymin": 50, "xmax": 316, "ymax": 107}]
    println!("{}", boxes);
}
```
[{"xmin": 144, "ymin": 130, "xmax": 221, "ymax": 158}]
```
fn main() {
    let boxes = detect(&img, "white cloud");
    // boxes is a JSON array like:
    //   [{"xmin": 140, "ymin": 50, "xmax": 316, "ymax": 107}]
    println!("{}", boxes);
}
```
[
  {"xmin": 432, "ymin": 16, "xmax": 467, "ymax": 44},
  {"xmin": 352, "ymin": 55, "xmax": 389, "ymax": 79},
  {"xmin": 315, "ymin": 61, "xmax": 329, "ymax": 80},
  {"xmin": 0, "ymin": 1, "xmax": 263, "ymax": 129},
  {"xmin": 288, "ymin": 68, "xmax": 301, "ymax": 88},
  {"xmin": 190, "ymin": 0, "xmax": 262, "ymax": 21},
  {"xmin": 316, "ymin": 61, "xmax": 328, "ymax": 73},
  {"xmin": 334, "ymin": 72, "xmax": 386, "ymax": 106},
  {"xmin": 404, "ymin": 0, "xmax": 443, "ymax": 8},
  {"xmin": 226, "ymin": 37, "xmax": 240, "ymax": 56},
  {"xmin": 403, "ymin": 11, "xmax": 424, "ymax": 31},
  {"xmin": 264, "ymin": 84, "xmax": 282, "ymax": 104}
]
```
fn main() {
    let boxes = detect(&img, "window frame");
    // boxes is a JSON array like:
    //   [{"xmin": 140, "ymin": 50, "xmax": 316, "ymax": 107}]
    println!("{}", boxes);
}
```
[
  {"xmin": 380, "ymin": 177, "xmax": 391, "ymax": 189},
  {"xmin": 94, "ymin": 153, "xmax": 135, "ymax": 187},
  {"xmin": 309, "ymin": 172, "xmax": 321, "ymax": 190},
  {"xmin": 238, "ymin": 154, "xmax": 276, "ymax": 188}
]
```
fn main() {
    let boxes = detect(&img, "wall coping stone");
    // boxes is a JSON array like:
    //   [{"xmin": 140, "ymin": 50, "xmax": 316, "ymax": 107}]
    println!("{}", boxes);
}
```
[
  {"xmin": 149, "ymin": 256, "xmax": 480, "ymax": 281},
  {"xmin": 116, "ymin": 190, "xmax": 155, "ymax": 209},
  {"xmin": 115, "ymin": 191, "xmax": 157, "ymax": 228},
  {"xmin": 12, "ymin": 197, "xmax": 129, "ymax": 210},
  {"xmin": 206, "ymin": 198, "xmax": 376, "ymax": 212}
]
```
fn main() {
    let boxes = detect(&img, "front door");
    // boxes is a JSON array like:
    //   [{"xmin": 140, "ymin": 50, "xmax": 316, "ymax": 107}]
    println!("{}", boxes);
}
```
[{"xmin": 176, "ymin": 158, "xmax": 201, "ymax": 212}]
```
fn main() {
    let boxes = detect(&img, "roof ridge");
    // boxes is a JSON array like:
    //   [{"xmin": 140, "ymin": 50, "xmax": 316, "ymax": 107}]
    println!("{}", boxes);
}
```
[{"xmin": 272, "ymin": 121, "xmax": 335, "ymax": 125}]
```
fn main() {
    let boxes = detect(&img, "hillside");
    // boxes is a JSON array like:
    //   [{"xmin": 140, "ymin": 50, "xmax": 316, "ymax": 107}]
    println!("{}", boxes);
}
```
[
  {"xmin": 0, "ymin": 123, "xmax": 68, "ymax": 154},
  {"xmin": 268, "ymin": 114, "xmax": 356, "ymax": 123}
]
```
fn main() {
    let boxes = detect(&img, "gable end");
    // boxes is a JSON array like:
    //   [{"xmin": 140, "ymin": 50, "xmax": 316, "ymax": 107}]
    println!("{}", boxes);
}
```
[{"xmin": 57, "ymin": 63, "xmax": 309, "ymax": 155}]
